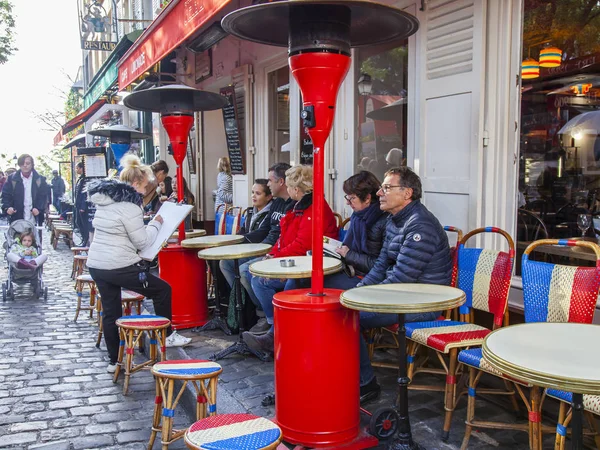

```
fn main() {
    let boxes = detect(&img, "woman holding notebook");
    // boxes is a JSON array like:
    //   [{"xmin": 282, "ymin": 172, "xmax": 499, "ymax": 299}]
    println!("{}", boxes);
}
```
[{"xmin": 86, "ymin": 154, "xmax": 192, "ymax": 374}]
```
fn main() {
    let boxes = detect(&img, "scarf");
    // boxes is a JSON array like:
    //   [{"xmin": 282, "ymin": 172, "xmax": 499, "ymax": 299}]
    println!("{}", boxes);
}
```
[
  {"xmin": 343, "ymin": 201, "xmax": 385, "ymax": 254},
  {"xmin": 249, "ymin": 201, "xmax": 272, "ymax": 231}
]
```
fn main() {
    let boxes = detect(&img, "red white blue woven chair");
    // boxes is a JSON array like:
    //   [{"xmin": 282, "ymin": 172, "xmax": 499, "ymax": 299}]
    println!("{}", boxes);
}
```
[
  {"xmin": 405, "ymin": 227, "xmax": 515, "ymax": 441},
  {"xmin": 458, "ymin": 239, "xmax": 600, "ymax": 450}
]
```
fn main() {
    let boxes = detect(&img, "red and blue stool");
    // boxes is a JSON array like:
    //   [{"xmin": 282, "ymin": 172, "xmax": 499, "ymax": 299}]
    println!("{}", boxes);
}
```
[
  {"xmin": 96, "ymin": 290, "xmax": 145, "ymax": 348},
  {"xmin": 149, "ymin": 360, "xmax": 223, "ymax": 449},
  {"xmin": 184, "ymin": 414, "xmax": 282, "ymax": 450},
  {"xmin": 114, "ymin": 314, "xmax": 170, "ymax": 395}
]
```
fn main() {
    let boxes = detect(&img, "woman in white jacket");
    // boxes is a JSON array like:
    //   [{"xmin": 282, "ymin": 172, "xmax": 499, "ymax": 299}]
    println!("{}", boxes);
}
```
[{"xmin": 87, "ymin": 155, "xmax": 191, "ymax": 373}]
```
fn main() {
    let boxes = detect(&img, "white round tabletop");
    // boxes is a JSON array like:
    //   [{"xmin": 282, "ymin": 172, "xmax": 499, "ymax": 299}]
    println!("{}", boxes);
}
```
[
  {"xmin": 170, "ymin": 229, "xmax": 207, "ymax": 239},
  {"xmin": 198, "ymin": 243, "xmax": 272, "ymax": 261},
  {"xmin": 340, "ymin": 283, "xmax": 466, "ymax": 314},
  {"xmin": 181, "ymin": 234, "xmax": 244, "ymax": 249},
  {"xmin": 249, "ymin": 256, "xmax": 342, "ymax": 279},
  {"xmin": 483, "ymin": 323, "xmax": 600, "ymax": 395}
]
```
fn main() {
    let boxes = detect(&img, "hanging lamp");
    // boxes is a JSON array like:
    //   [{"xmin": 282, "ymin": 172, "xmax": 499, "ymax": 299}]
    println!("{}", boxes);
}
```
[
  {"xmin": 522, "ymin": 58, "xmax": 540, "ymax": 79},
  {"xmin": 539, "ymin": 45, "xmax": 562, "ymax": 68}
]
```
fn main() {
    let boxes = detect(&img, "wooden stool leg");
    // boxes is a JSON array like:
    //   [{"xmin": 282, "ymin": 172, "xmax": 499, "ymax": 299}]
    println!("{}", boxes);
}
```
[
  {"xmin": 136, "ymin": 300, "xmax": 142, "ymax": 315},
  {"xmin": 113, "ymin": 329, "xmax": 125, "ymax": 384},
  {"xmin": 71, "ymin": 259, "xmax": 77, "ymax": 279},
  {"xmin": 195, "ymin": 381, "xmax": 207, "ymax": 420},
  {"xmin": 460, "ymin": 367, "xmax": 478, "ymax": 450},
  {"xmin": 159, "ymin": 329, "xmax": 167, "ymax": 362},
  {"xmin": 88, "ymin": 284, "xmax": 95, "ymax": 319},
  {"xmin": 149, "ymin": 330, "xmax": 157, "ymax": 362},
  {"xmin": 208, "ymin": 376, "xmax": 218, "ymax": 417},
  {"xmin": 123, "ymin": 330, "xmax": 135, "ymax": 395},
  {"xmin": 555, "ymin": 402, "xmax": 567, "ymax": 450},
  {"xmin": 74, "ymin": 282, "xmax": 82, "ymax": 322},
  {"xmin": 442, "ymin": 348, "xmax": 459, "ymax": 441},
  {"xmin": 530, "ymin": 386, "xmax": 543, "ymax": 450},
  {"xmin": 149, "ymin": 377, "xmax": 163, "ymax": 449},
  {"xmin": 96, "ymin": 302, "xmax": 104, "ymax": 348},
  {"xmin": 161, "ymin": 378, "xmax": 175, "ymax": 450}
]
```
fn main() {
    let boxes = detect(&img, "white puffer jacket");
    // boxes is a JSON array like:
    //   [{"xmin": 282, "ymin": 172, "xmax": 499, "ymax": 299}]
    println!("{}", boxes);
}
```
[{"xmin": 86, "ymin": 179, "xmax": 161, "ymax": 270}]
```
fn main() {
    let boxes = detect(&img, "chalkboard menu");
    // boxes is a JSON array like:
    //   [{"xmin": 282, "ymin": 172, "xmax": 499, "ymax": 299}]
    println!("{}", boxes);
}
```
[
  {"xmin": 220, "ymin": 86, "xmax": 245, "ymax": 174},
  {"xmin": 299, "ymin": 120, "xmax": 314, "ymax": 165}
]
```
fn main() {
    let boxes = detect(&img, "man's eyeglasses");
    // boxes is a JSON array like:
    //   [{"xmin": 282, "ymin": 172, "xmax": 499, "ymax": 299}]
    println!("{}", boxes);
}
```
[
  {"xmin": 344, "ymin": 195, "xmax": 358, "ymax": 203},
  {"xmin": 378, "ymin": 185, "xmax": 405, "ymax": 193}
]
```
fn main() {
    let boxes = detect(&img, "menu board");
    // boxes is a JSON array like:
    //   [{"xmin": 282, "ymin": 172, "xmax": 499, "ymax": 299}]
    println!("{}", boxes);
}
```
[
  {"xmin": 220, "ymin": 86, "xmax": 245, "ymax": 174},
  {"xmin": 300, "ymin": 122, "xmax": 314, "ymax": 166},
  {"xmin": 83, "ymin": 154, "xmax": 107, "ymax": 178}
]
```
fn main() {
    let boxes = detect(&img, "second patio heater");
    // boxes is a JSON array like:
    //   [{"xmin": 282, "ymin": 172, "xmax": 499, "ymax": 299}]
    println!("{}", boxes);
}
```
[
  {"xmin": 222, "ymin": 1, "xmax": 418, "ymax": 448},
  {"xmin": 87, "ymin": 124, "xmax": 151, "ymax": 169},
  {"xmin": 124, "ymin": 85, "xmax": 227, "ymax": 329}
]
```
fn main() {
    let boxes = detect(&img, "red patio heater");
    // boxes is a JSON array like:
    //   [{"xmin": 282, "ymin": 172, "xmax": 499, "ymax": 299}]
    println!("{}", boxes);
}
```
[
  {"xmin": 124, "ymin": 85, "xmax": 227, "ymax": 329},
  {"xmin": 222, "ymin": 2, "xmax": 418, "ymax": 448}
]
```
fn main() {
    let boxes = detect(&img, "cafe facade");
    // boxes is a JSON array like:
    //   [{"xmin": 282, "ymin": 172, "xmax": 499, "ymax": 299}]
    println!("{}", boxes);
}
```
[{"xmin": 118, "ymin": 0, "xmax": 600, "ymax": 310}]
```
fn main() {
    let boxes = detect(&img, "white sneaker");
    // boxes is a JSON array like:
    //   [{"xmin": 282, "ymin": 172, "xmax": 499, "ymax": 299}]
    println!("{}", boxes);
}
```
[
  {"xmin": 106, "ymin": 363, "xmax": 117, "ymax": 373},
  {"xmin": 165, "ymin": 330, "xmax": 192, "ymax": 348}
]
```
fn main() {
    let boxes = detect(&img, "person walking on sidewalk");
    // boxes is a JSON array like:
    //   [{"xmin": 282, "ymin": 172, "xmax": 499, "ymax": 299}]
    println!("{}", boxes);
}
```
[
  {"xmin": 86, "ymin": 154, "xmax": 191, "ymax": 373},
  {"xmin": 50, "ymin": 169, "xmax": 66, "ymax": 213}
]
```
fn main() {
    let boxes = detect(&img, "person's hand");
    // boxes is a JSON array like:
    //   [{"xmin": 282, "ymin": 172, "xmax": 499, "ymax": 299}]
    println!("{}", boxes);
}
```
[
  {"xmin": 6, "ymin": 207, "xmax": 15, "ymax": 215},
  {"xmin": 24, "ymin": 249, "xmax": 32, "ymax": 256},
  {"xmin": 154, "ymin": 215, "xmax": 164, "ymax": 224},
  {"xmin": 335, "ymin": 245, "xmax": 350, "ymax": 258},
  {"xmin": 32, "ymin": 208, "xmax": 39, "ymax": 216}
]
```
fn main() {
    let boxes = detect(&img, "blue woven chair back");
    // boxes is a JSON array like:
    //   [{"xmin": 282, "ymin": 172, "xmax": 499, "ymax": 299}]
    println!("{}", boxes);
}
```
[
  {"xmin": 456, "ymin": 227, "xmax": 515, "ymax": 327},
  {"xmin": 338, "ymin": 218, "xmax": 350, "ymax": 242},
  {"xmin": 522, "ymin": 240, "xmax": 600, "ymax": 324},
  {"xmin": 214, "ymin": 204, "xmax": 226, "ymax": 235}
]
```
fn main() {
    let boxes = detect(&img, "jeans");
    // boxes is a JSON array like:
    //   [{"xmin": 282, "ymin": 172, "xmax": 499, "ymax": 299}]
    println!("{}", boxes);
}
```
[
  {"xmin": 250, "ymin": 276, "xmax": 286, "ymax": 324},
  {"xmin": 89, "ymin": 264, "xmax": 173, "ymax": 364},
  {"xmin": 220, "ymin": 256, "xmax": 264, "ymax": 316},
  {"xmin": 285, "ymin": 271, "xmax": 361, "ymax": 291},
  {"xmin": 359, "ymin": 310, "xmax": 442, "ymax": 387}
]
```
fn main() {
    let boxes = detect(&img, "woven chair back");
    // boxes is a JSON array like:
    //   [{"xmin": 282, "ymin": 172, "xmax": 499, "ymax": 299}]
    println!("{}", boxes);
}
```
[
  {"xmin": 444, "ymin": 226, "xmax": 464, "ymax": 287},
  {"xmin": 522, "ymin": 239, "xmax": 600, "ymax": 324},
  {"xmin": 456, "ymin": 227, "xmax": 515, "ymax": 327},
  {"xmin": 225, "ymin": 206, "xmax": 242, "ymax": 235},
  {"xmin": 215, "ymin": 204, "xmax": 227, "ymax": 235}
]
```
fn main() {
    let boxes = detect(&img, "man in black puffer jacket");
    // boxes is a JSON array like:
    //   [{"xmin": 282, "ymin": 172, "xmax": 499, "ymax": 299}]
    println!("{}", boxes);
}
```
[{"xmin": 359, "ymin": 167, "xmax": 452, "ymax": 404}]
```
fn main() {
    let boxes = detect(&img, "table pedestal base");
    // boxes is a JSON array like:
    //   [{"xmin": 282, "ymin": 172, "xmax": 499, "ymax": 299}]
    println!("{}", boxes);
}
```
[
  {"xmin": 194, "ymin": 260, "xmax": 232, "ymax": 336},
  {"xmin": 210, "ymin": 339, "xmax": 270, "ymax": 362},
  {"xmin": 387, "ymin": 312, "xmax": 426, "ymax": 450},
  {"xmin": 572, "ymin": 392, "xmax": 584, "ymax": 450}
]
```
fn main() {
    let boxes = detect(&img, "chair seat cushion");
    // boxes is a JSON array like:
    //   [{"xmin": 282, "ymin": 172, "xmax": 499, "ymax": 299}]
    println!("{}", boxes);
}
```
[
  {"xmin": 458, "ymin": 348, "xmax": 530, "ymax": 386},
  {"xmin": 406, "ymin": 320, "xmax": 491, "ymax": 353},
  {"xmin": 185, "ymin": 413, "xmax": 281, "ymax": 450},
  {"xmin": 116, "ymin": 315, "xmax": 170, "ymax": 329},
  {"xmin": 76, "ymin": 274, "xmax": 94, "ymax": 282},
  {"xmin": 546, "ymin": 389, "xmax": 600, "ymax": 414},
  {"xmin": 152, "ymin": 360, "xmax": 222, "ymax": 378}
]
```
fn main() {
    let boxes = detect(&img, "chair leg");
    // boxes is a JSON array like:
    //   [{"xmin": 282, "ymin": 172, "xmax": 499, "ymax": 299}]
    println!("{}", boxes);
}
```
[
  {"xmin": 504, "ymin": 379, "xmax": 521, "ymax": 416},
  {"xmin": 442, "ymin": 348, "xmax": 459, "ymax": 441},
  {"xmin": 95, "ymin": 300, "xmax": 103, "ymax": 349},
  {"xmin": 585, "ymin": 411, "xmax": 600, "ymax": 450},
  {"xmin": 74, "ymin": 282, "xmax": 82, "ymax": 322},
  {"xmin": 407, "ymin": 342, "xmax": 419, "ymax": 380},
  {"xmin": 149, "ymin": 378, "xmax": 163, "ymax": 449},
  {"xmin": 161, "ymin": 378, "xmax": 175, "ymax": 450},
  {"xmin": 113, "ymin": 329, "xmax": 125, "ymax": 384},
  {"xmin": 460, "ymin": 367, "xmax": 478, "ymax": 450},
  {"xmin": 366, "ymin": 329, "xmax": 376, "ymax": 360},
  {"xmin": 530, "ymin": 386, "xmax": 543, "ymax": 450},
  {"xmin": 555, "ymin": 402, "xmax": 567, "ymax": 450},
  {"xmin": 123, "ymin": 330, "xmax": 134, "ymax": 395}
]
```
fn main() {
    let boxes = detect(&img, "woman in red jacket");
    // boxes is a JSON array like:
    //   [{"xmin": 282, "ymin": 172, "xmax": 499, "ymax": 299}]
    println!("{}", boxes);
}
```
[{"xmin": 243, "ymin": 165, "xmax": 338, "ymax": 353}]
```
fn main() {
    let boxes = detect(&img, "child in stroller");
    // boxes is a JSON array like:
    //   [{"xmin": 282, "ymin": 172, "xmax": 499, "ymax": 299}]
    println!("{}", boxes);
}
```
[{"xmin": 3, "ymin": 219, "xmax": 48, "ymax": 300}]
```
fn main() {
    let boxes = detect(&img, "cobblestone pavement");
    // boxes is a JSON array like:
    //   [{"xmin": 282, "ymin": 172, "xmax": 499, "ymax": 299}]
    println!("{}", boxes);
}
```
[{"xmin": 0, "ymin": 226, "xmax": 565, "ymax": 449}]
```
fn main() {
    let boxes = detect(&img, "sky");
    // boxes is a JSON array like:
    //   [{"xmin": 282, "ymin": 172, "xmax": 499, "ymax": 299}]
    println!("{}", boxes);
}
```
[{"xmin": 0, "ymin": 0, "xmax": 81, "ymax": 168}]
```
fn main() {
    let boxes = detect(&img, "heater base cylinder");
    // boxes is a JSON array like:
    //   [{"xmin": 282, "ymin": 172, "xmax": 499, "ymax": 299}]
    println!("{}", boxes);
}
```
[
  {"xmin": 158, "ymin": 244, "xmax": 208, "ymax": 329},
  {"xmin": 273, "ymin": 288, "xmax": 360, "ymax": 447}
]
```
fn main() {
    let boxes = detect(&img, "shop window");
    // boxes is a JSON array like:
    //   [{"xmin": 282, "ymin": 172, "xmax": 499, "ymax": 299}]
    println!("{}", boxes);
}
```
[
  {"xmin": 517, "ymin": 0, "xmax": 600, "ymax": 274},
  {"xmin": 268, "ymin": 67, "xmax": 291, "ymax": 167},
  {"xmin": 356, "ymin": 41, "xmax": 408, "ymax": 182}
]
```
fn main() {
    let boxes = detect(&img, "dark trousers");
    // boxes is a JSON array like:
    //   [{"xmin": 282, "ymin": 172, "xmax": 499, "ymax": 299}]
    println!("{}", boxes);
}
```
[{"xmin": 89, "ymin": 264, "xmax": 173, "ymax": 364}]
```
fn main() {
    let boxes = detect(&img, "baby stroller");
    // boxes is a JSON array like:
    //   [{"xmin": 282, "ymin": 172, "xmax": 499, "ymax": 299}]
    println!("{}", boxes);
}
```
[{"xmin": 2, "ymin": 219, "xmax": 48, "ymax": 301}]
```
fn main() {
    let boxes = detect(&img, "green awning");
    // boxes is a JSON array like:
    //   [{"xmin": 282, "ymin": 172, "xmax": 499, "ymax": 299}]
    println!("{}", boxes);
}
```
[{"xmin": 83, "ymin": 30, "xmax": 143, "ymax": 110}]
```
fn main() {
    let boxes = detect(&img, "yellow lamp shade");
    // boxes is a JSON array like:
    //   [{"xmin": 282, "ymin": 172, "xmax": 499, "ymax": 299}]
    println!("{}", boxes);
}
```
[
  {"xmin": 522, "ymin": 58, "xmax": 540, "ymax": 79},
  {"xmin": 539, "ymin": 46, "xmax": 562, "ymax": 68}
]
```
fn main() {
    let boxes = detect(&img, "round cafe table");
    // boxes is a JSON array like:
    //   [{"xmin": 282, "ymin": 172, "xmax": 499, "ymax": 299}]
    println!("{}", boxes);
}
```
[
  {"xmin": 483, "ymin": 322, "xmax": 600, "ymax": 450},
  {"xmin": 170, "ymin": 229, "xmax": 207, "ymax": 240},
  {"xmin": 182, "ymin": 235, "xmax": 245, "ymax": 335},
  {"xmin": 199, "ymin": 243, "xmax": 272, "ymax": 361},
  {"xmin": 249, "ymin": 255, "xmax": 342, "ymax": 279},
  {"xmin": 341, "ymin": 283, "xmax": 466, "ymax": 450}
]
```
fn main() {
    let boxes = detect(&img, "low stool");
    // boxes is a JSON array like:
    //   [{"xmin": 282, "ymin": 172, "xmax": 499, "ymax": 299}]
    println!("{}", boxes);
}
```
[
  {"xmin": 72, "ymin": 255, "xmax": 88, "ymax": 279},
  {"xmin": 74, "ymin": 274, "xmax": 97, "ymax": 322},
  {"xmin": 70, "ymin": 247, "xmax": 89, "ymax": 278},
  {"xmin": 46, "ymin": 214, "xmax": 61, "ymax": 229},
  {"xmin": 114, "ymin": 315, "xmax": 170, "ymax": 395},
  {"xmin": 184, "ymin": 414, "xmax": 282, "ymax": 450},
  {"xmin": 53, "ymin": 226, "xmax": 73, "ymax": 249},
  {"xmin": 96, "ymin": 290, "xmax": 145, "ymax": 348},
  {"xmin": 149, "ymin": 360, "xmax": 222, "ymax": 449}
]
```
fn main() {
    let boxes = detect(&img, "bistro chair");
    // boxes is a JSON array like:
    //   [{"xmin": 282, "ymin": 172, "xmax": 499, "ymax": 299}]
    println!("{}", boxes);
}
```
[
  {"xmin": 404, "ymin": 227, "xmax": 515, "ymax": 441},
  {"xmin": 95, "ymin": 290, "xmax": 145, "ymax": 348},
  {"xmin": 458, "ymin": 239, "xmax": 600, "ymax": 450},
  {"xmin": 74, "ymin": 273, "xmax": 97, "ymax": 322},
  {"xmin": 225, "ymin": 206, "xmax": 243, "ymax": 235},
  {"xmin": 333, "ymin": 212, "xmax": 343, "ymax": 229},
  {"xmin": 366, "ymin": 226, "xmax": 464, "ymax": 368},
  {"xmin": 149, "ymin": 359, "xmax": 222, "ymax": 449},
  {"xmin": 214, "ymin": 204, "xmax": 227, "ymax": 235}
]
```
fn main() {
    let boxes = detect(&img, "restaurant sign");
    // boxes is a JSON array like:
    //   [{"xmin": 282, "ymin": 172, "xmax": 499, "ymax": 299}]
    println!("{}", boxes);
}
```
[{"xmin": 78, "ymin": 0, "xmax": 117, "ymax": 51}]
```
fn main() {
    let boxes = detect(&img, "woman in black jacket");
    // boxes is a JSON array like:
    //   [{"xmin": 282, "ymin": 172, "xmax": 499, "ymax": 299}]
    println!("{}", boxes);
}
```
[{"xmin": 285, "ymin": 170, "xmax": 387, "ymax": 291}]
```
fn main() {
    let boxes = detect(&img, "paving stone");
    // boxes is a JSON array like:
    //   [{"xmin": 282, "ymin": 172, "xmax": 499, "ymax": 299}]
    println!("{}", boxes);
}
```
[
  {"xmin": 1, "ymin": 431, "xmax": 38, "ymax": 445},
  {"xmin": 71, "ymin": 435, "xmax": 114, "ymax": 449},
  {"xmin": 9, "ymin": 420, "xmax": 49, "ymax": 432}
]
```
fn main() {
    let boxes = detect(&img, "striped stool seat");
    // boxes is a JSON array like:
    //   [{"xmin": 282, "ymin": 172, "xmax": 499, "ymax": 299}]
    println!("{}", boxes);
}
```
[
  {"xmin": 405, "ymin": 320, "xmax": 490, "ymax": 353},
  {"xmin": 114, "ymin": 315, "xmax": 170, "ymax": 394},
  {"xmin": 149, "ymin": 360, "xmax": 223, "ymax": 448},
  {"xmin": 116, "ymin": 315, "xmax": 170, "ymax": 329},
  {"xmin": 185, "ymin": 414, "xmax": 282, "ymax": 450},
  {"xmin": 546, "ymin": 389, "xmax": 600, "ymax": 415},
  {"xmin": 77, "ymin": 273, "xmax": 94, "ymax": 282},
  {"xmin": 96, "ymin": 291, "xmax": 145, "ymax": 348},
  {"xmin": 458, "ymin": 348, "xmax": 530, "ymax": 386}
]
